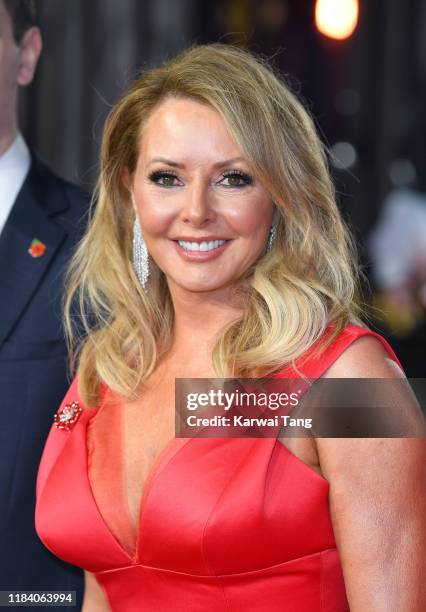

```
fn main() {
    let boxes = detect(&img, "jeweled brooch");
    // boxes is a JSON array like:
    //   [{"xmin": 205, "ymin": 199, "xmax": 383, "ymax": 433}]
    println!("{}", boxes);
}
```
[{"xmin": 54, "ymin": 401, "xmax": 82, "ymax": 430}]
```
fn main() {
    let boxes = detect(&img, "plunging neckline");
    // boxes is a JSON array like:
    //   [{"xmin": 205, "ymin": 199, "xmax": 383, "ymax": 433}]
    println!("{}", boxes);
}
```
[
  {"xmin": 83, "ymin": 415, "xmax": 331, "ymax": 566},
  {"xmin": 83, "ymin": 374, "xmax": 334, "ymax": 563},
  {"xmin": 130, "ymin": 435, "xmax": 190, "ymax": 561},
  {"xmin": 85, "ymin": 399, "xmax": 192, "ymax": 563}
]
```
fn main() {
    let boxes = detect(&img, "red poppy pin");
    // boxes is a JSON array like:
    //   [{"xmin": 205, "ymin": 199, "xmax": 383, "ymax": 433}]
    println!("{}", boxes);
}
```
[
  {"xmin": 54, "ymin": 401, "xmax": 82, "ymax": 431},
  {"xmin": 28, "ymin": 238, "xmax": 46, "ymax": 258}
]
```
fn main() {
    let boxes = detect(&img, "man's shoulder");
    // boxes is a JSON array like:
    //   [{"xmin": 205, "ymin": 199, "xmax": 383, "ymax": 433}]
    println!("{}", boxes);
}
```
[
  {"xmin": 25, "ymin": 156, "xmax": 91, "ymax": 233},
  {"xmin": 28, "ymin": 154, "xmax": 85, "ymax": 188},
  {"xmin": 29, "ymin": 156, "xmax": 90, "ymax": 207}
]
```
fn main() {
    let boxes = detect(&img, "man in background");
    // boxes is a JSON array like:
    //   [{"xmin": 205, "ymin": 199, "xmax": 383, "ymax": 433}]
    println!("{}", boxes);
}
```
[{"xmin": 0, "ymin": 1, "xmax": 85, "ymax": 606}]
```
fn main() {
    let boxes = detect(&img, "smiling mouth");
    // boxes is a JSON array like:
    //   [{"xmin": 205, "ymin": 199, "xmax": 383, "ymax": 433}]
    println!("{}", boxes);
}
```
[{"xmin": 176, "ymin": 239, "xmax": 228, "ymax": 252}]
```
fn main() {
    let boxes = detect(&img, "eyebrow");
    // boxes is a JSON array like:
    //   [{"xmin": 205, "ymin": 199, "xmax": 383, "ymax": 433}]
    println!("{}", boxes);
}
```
[{"xmin": 146, "ymin": 157, "xmax": 247, "ymax": 169}]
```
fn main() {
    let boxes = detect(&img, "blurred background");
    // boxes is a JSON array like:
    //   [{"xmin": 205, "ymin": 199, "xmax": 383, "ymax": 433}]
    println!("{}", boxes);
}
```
[{"xmin": 19, "ymin": 0, "xmax": 426, "ymax": 375}]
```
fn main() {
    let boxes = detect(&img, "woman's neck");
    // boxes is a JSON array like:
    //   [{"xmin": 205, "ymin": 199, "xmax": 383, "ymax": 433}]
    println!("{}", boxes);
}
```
[{"xmin": 167, "ymin": 283, "xmax": 244, "ymax": 360}]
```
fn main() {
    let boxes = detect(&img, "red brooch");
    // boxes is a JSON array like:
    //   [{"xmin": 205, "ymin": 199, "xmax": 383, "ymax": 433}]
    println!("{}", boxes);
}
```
[
  {"xmin": 28, "ymin": 238, "xmax": 46, "ymax": 258},
  {"xmin": 54, "ymin": 401, "xmax": 82, "ymax": 430}
]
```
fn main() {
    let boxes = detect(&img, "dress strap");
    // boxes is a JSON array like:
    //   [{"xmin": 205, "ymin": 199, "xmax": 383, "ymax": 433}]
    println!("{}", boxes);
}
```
[{"xmin": 275, "ymin": 324, "xmax": 404, "ymax": 379}]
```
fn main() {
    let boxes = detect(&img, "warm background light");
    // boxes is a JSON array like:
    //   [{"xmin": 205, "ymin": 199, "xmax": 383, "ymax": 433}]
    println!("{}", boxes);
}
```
[{"xmin": 315, "ymin": 0, "xmax": 359, "ymax": 40}]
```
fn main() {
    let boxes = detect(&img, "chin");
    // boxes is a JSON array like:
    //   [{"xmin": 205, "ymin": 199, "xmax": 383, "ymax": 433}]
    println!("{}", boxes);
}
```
[
  {"xmin": 179, "ymin": 282, "xmax": 226, "ymax": 294},
  {"xmin": 171, "ymin": 275, "xmax": 234, "ymax": 294}
]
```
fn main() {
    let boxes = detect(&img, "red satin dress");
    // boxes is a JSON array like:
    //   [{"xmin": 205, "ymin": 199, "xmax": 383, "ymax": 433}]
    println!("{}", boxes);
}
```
[{"xmin": 35, "ymin": 324, "xmax": 402, "ymax": 611}]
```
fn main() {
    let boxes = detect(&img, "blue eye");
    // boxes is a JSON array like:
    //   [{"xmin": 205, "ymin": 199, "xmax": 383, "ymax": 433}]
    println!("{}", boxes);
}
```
[
  {"xmin": 148, "ymin": 170, "xmax": 179, "ymax": 187},
  {"xmin": 220, "ymin": 171, "xmax": 253, "ymax": 187}
]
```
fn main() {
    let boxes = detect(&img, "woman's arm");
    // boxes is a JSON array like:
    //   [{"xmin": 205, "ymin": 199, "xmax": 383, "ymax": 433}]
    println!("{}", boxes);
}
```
[
  {"xmin": 82, "ymin": 571, "xmax": 111, "ymax": 612},
  {"xmin": 318, "ymin": 336, "xmax": 426, "ymax": 611}
]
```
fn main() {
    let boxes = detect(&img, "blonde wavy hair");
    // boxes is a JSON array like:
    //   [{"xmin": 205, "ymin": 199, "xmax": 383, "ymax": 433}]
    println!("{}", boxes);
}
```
[{"xmin": 65, "ymin": 43, "xmax": 365, "ymax": 406}]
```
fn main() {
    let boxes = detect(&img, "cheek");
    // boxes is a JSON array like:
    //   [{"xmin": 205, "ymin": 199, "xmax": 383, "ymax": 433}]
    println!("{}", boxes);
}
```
[
  {"xmin": 225, "ymin": 197, "xmax": 272, "ymax": 236},
  {"xmin": 0, "ymin": 45, "xmax": 20, "ymax": 86},
  {"xmin": 136, "ymin": 199, "xmax": 175, "ymax": 238}
]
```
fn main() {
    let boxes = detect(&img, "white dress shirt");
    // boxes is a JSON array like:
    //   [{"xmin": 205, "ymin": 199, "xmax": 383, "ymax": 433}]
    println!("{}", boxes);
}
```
[{"xmin": 0, "ymin": 133, "xmax": 31, "ymax": 236}]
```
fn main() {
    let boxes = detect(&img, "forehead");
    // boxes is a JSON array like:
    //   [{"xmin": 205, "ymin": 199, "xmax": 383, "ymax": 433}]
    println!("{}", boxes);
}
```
[{"xmin": 138, "ymin": 97, "xmax": 243, "ymax": 163}]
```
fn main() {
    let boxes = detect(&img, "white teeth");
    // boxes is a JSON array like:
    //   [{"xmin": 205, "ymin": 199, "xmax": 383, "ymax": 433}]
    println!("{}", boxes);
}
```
[{"xmin": 178, "ymin": 239, "xmax": 226, "ymax": 252}]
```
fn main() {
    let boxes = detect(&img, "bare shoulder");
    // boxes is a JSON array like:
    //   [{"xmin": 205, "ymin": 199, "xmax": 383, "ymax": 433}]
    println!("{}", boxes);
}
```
[
  {"xmin": 316, "ymin": 332, "xmax": 425, "ymax": 479},
  {"xmin": 323, "ymin": 333, "xmax": 405, "ymax": 379},
  {"xmin": 315, "ymin": 328, "xmax": 425, "ymax": 500}
]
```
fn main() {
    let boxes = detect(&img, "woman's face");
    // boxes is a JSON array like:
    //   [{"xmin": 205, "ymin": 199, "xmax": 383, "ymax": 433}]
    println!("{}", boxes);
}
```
[{"xmin": 130, "ymin": 97, "xmax": 274, "ymax": 296}]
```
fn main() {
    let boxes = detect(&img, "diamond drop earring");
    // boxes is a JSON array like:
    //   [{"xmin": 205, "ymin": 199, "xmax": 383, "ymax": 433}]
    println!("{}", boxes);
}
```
[
  {"xmin": 266, "ymin": 223, "xmax": 277, "ymax": 253},
  {"xmin": 132, "ymin": 216, "xmax": 150, "ymax": 291}
]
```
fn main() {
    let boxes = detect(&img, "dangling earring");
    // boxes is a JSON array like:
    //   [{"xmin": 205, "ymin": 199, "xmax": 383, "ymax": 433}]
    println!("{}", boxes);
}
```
[
  {"xmin": 266, "ymin": 223, "xmax": 277, "ymax": 253},
  {"xmin": 132, "ymin": 216, "xmax": 150, "ymax": 291}
]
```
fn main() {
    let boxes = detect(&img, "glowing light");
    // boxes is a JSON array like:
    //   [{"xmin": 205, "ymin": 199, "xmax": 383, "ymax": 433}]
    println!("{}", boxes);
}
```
[
  {"xmin": 330, "ymin": 142, "xmax": 357, "ymax": 170},
  {"xmin": 315, "ymin": 0, "xmax": 359, "ymax": 40}
]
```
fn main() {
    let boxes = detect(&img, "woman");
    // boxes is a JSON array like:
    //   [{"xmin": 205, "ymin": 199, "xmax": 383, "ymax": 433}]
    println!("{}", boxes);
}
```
[{"xmin": 35, "ymin": 44, "xmax": 425, "ymax": 611}]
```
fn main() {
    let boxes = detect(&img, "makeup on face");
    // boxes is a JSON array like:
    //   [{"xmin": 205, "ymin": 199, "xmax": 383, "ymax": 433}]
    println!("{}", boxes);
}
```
[{"xmin": 131, "ymin": 97, "xmax": 274, "ymax": 294}]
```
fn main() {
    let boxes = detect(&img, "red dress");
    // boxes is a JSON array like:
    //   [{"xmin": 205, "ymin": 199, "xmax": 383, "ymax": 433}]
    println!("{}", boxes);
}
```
[{"xmin": 35, "ymin": 324, "xmax": 402, "ymax": 611}]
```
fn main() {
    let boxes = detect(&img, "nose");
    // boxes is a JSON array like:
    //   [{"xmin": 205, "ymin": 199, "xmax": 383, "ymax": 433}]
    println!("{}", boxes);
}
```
[{"xmin": 181, "ymin": 181, "xmax": 216, "ymax": 227}]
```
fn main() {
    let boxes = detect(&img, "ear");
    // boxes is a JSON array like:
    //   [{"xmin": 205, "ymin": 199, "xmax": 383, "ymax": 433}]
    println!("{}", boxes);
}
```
[{"xmin": 17, "ymin": 27, "xmax": 42, "ymax": 86}]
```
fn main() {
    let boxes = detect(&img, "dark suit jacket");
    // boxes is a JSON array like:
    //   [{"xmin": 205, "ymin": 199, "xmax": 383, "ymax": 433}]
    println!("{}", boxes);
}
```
[{"xmin": 0, "ymin": 157, "xmax": 87, "ymax": 609}]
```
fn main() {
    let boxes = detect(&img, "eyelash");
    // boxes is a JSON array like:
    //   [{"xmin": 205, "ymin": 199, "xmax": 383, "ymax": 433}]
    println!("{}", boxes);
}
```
[{"xmin": 147, "ymin": 169, "xmax": 253, "ymax": 188}]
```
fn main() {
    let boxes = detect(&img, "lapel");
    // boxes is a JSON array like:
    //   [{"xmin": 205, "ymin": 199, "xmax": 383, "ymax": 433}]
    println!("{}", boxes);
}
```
[{"xmin": 0, "ymin": 157, "xmax": 69, "ymax": 346}]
